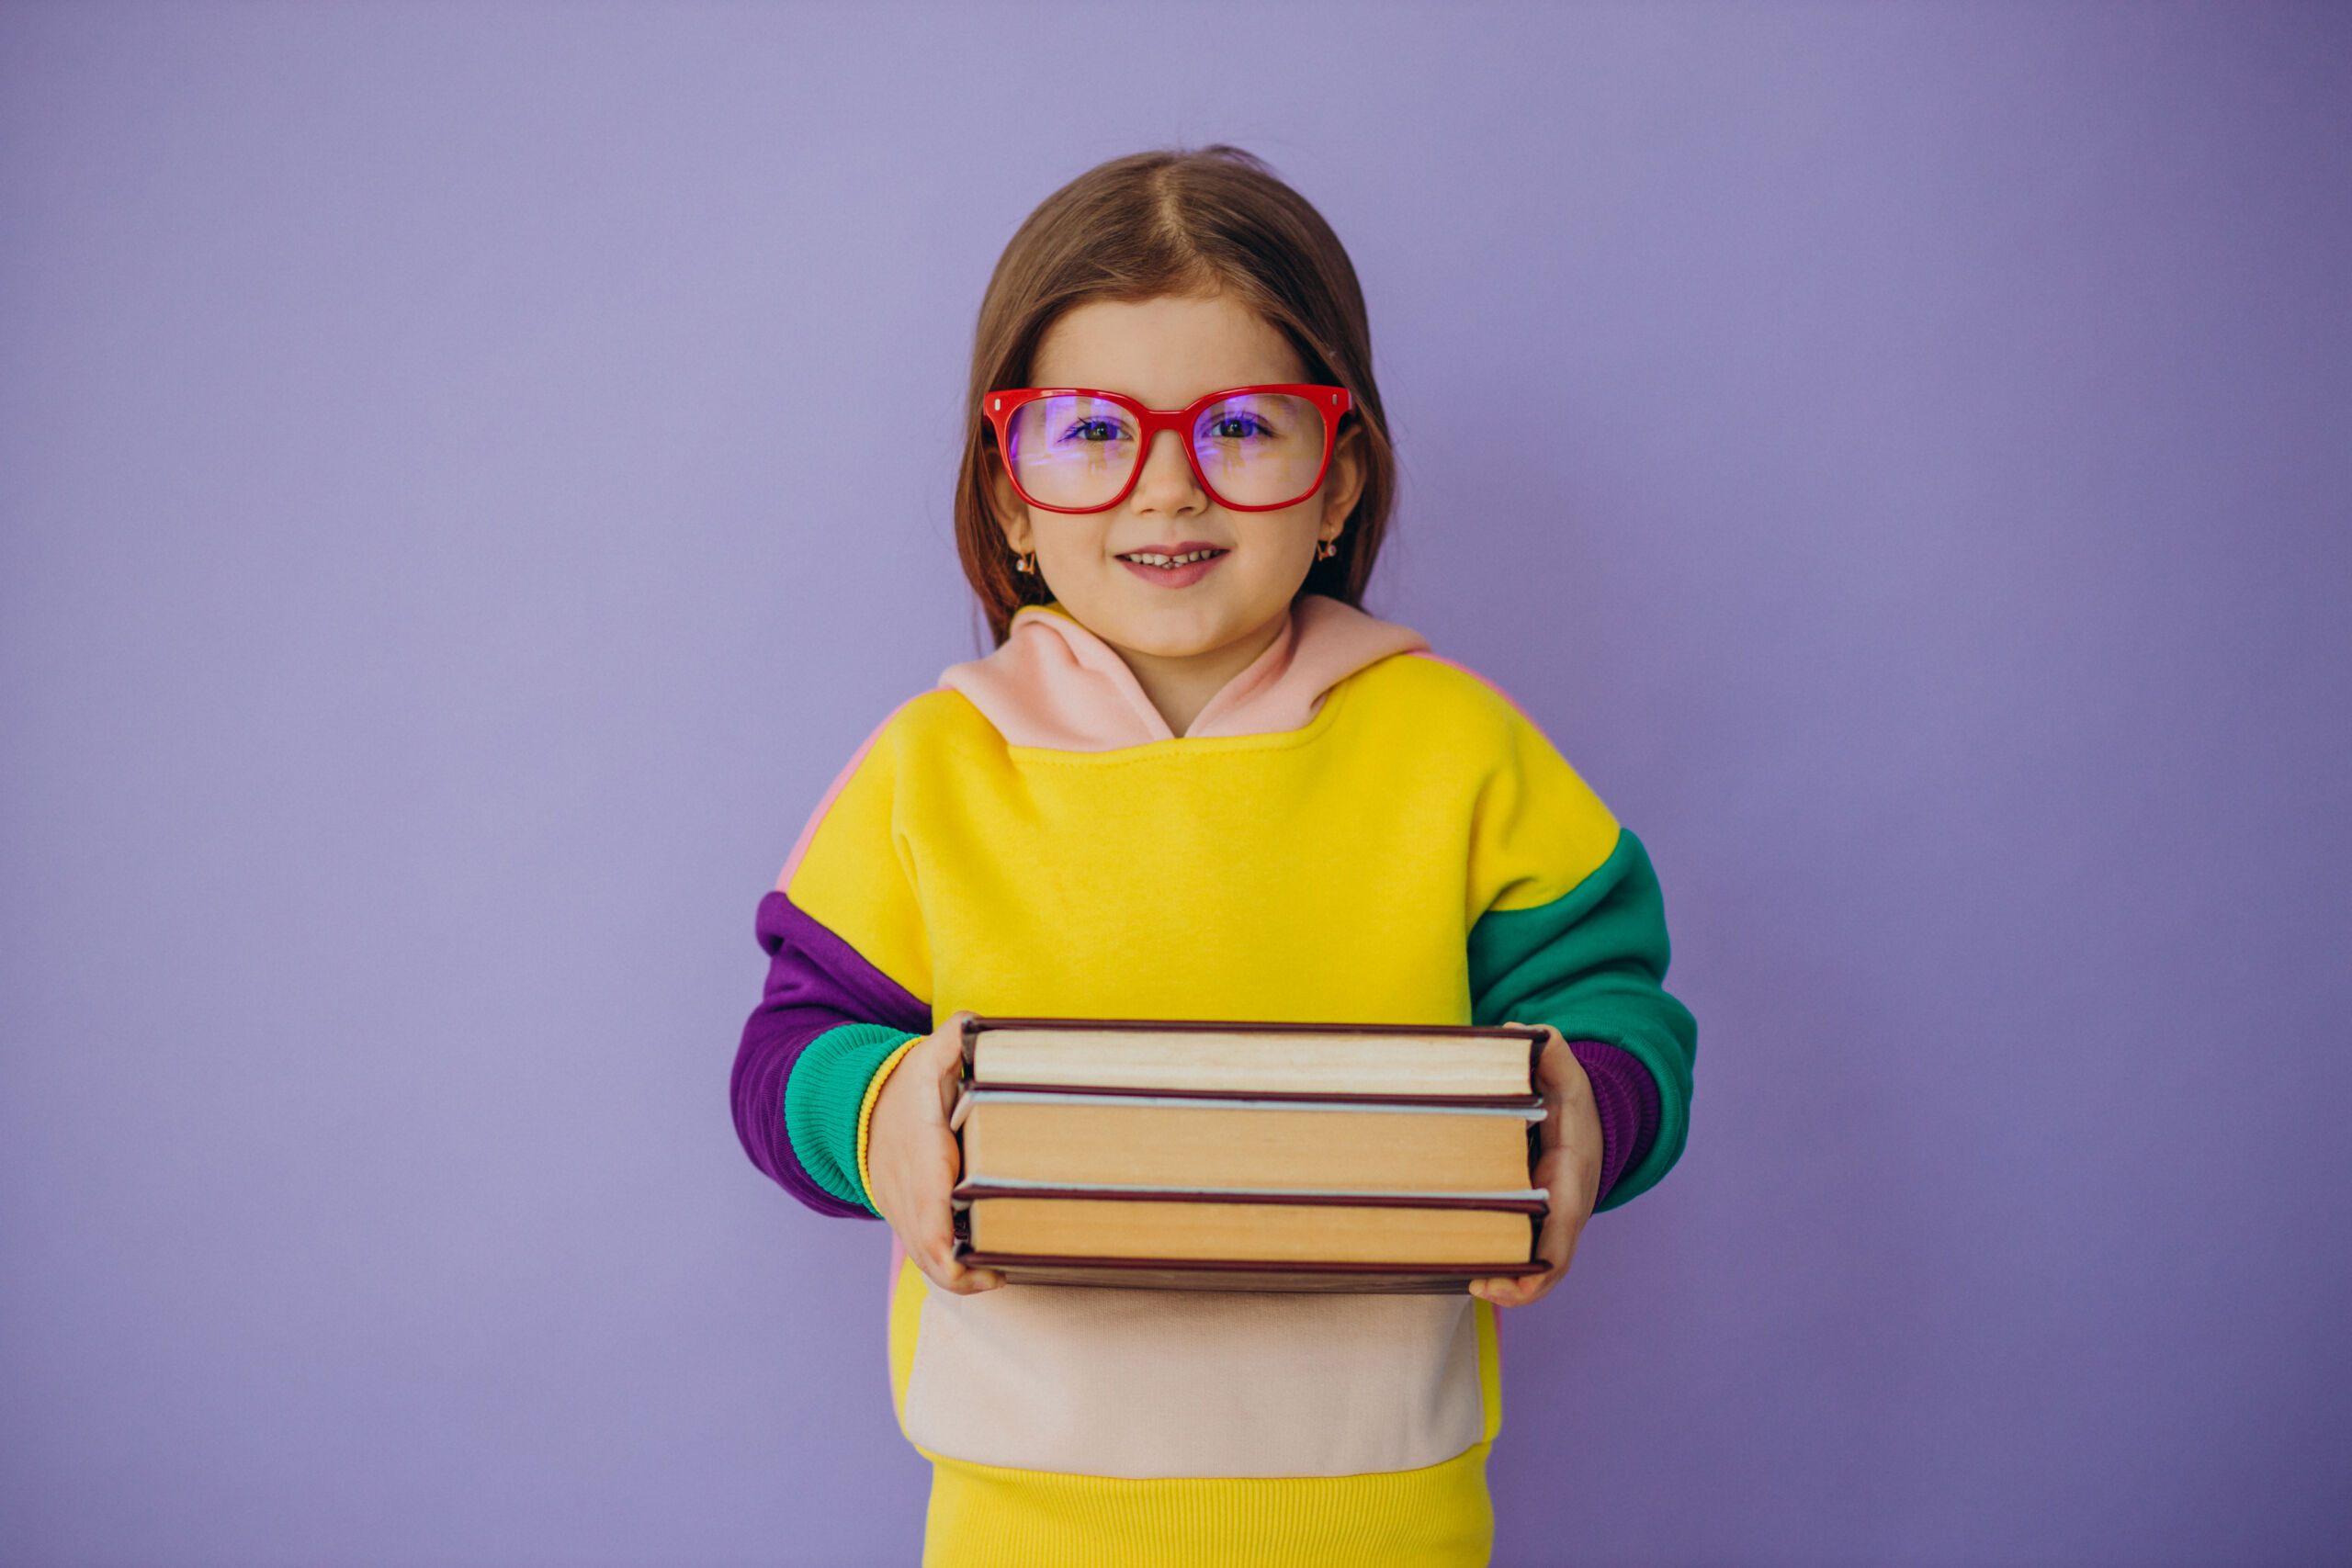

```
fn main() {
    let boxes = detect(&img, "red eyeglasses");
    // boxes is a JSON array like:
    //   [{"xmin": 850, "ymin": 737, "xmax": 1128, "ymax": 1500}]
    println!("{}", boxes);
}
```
[{"xmin": 984, "ymin": 384, "xmax": 1352, "ymax": 514}]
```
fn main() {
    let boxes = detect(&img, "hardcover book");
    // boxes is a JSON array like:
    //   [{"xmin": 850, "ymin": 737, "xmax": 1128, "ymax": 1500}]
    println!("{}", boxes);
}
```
[{"xmin": 950, "ymin": 1018, "xmax": 1553, "ymax": 1292}]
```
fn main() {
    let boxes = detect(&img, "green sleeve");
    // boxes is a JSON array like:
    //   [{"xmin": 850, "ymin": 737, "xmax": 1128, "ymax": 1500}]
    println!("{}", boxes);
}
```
[
  {"xmin": 1467, "ymin": 828, "xmax": 1697, "ymax": 1208},
  {"xmin": 782, "ymin": 1023, "xmax": 920, "ymax": 1213}
]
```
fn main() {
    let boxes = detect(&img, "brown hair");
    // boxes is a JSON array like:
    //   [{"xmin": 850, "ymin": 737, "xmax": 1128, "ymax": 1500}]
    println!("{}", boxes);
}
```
[{"xmin": 956, "ymin": 147, "xmax": 1396, "ymax": 645}]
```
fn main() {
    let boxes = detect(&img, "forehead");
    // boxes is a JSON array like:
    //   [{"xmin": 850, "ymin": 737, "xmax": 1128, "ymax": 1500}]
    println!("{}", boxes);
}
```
[{"xmin": 1031, "ymin": 293, "xmax": 1307, "ymax": 407}]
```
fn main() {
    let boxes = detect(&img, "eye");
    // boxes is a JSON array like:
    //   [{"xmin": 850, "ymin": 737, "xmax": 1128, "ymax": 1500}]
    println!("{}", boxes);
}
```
[
  {"xmin": 1057, "ymin": 415, "xmax": 1130, "ymax": 445},
  {"xmin": 1207, "ymin": 411, "xmax": 1276, "ymax": 441}
]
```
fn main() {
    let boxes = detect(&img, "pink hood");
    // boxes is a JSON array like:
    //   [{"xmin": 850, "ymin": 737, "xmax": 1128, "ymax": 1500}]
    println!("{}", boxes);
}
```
[{"xmin": 940, "ymin": 595, "xmax": 1429, "ymax": 752}]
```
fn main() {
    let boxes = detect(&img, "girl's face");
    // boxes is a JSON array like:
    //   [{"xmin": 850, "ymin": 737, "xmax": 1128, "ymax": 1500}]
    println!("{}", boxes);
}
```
[{"xmin": 993, "ymin": 293, "xmax": 1364, "ymax": 668}]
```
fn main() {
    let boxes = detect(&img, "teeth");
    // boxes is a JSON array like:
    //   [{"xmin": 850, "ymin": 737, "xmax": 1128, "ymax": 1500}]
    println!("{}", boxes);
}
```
[{"xmin": 1125, "ymin": 550, "xmax": 1220, "ymax": 567}]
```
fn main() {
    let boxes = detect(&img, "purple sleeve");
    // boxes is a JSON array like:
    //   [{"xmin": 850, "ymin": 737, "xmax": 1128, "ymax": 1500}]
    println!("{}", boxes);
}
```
[
  {"xmin": 1569, "ymin": 1038, "xmax": 1661, "ymax": 1206},
  {"xmin": 730, "ymin": 891, "xmax": 933, "ymax": 1217}
]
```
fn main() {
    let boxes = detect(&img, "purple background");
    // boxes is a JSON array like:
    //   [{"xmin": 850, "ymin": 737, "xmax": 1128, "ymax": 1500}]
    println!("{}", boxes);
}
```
[{"xmin": 4, "ymin": 4, "xmax": 2347, "ymax": 1563}]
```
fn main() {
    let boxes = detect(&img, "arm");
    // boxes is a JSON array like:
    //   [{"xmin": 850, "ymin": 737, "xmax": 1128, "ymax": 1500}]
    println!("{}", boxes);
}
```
[
  {"xmin": 731, "ymin": 695, "xmax": 999, "ymax": 1290},
  {"xmin": 734, "ymin": 697, "xmax": 947, "ymax": 1217},
  {"xmin": 730, "ymin": 891, "xmax": 932, "ymax": 1218},
  {"xmin": 1471, "ymin": 1027, "xmax": 1605, "ymax": 1307},
  {"xmin": 1465, "ymin": 831, "xmax": 1693, "ymax": 1305},
  {"xmin": 733, "ymin": 895, "xmax": 1005, "ymax": 1293},
  {"xmin": 863, "ymin": 1016, "xmax": 1005, "ymax": 1294},
  {"xmin": 1469, "ymin": 828, "xmax": 1694, "ymax": 1211}
]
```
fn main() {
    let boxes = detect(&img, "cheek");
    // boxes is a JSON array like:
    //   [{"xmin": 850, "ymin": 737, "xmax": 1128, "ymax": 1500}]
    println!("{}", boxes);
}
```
[
  {"xmin": 1030, "ymin": 515, "xmax": 1111, "ymax": 573},
  {"xmin": 1245, "ymin": 505, "xmax": 1327, "ymax": 562}
]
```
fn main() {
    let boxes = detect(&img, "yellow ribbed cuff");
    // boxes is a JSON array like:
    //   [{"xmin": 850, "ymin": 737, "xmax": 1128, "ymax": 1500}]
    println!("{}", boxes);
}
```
[{"xmin": 854, "ymin": 1036, "xmax": 924, "ymax": 1209}]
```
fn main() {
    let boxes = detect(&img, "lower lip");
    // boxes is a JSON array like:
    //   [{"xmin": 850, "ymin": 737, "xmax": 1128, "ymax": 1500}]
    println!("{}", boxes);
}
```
[{"xmin": 1118, "ymin": 553, "xmax": 1227, "ymax": 590}]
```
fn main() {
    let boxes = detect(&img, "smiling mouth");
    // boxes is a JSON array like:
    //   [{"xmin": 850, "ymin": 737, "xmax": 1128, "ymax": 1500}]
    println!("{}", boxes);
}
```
[{"xmin": 1118, "ymin": 547, "xmax": 1228, "ymax": 570}]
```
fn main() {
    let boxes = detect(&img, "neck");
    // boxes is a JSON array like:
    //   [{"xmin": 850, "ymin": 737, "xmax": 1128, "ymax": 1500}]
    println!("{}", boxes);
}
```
[{"xmin": 1107, "ymin": 611, "xmax": 1290, "ymax": 737}]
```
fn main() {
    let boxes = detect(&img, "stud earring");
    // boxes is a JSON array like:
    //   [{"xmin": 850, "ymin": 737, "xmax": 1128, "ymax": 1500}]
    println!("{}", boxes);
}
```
[
  {"xmin": 1015, "ymin": 552, "xmax": 1035, "ymax": 575},
  {"xmin": 1315, "ymin": 537, "xmax": 1340, "ymax": 561}
]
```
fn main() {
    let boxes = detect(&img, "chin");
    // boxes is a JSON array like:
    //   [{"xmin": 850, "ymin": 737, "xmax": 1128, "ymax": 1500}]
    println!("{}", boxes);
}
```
[
  {"xmin": 1102, "ymin": 606, "xmax": 1238, "ymax": 660},
  {"xmin": 1119, "ymin": 627, "xmax": 1229, "ymax": 660}
]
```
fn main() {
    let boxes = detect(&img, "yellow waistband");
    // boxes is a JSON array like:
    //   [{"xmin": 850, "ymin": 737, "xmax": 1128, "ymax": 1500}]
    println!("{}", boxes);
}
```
[{"xmin": 920, "ymin": 1441, "xmax": 1496, "ymax": 1568}]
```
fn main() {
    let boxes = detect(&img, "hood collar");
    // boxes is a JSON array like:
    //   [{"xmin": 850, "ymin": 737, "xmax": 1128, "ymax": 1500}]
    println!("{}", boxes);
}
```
[{"xmin": 940, "ymin": 595, "xmax": 1429, "ymax": 752}]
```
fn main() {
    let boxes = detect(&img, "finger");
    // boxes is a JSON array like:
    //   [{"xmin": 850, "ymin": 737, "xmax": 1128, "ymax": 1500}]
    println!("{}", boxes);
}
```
[
  {"xmin": 907, "ymin": 1013, "xmax": 973, "ymax": 1121},
  {"xmin": 1540, "ymin": 1194, "xmax": 1589, "ymax": 1272},
  {"xmin": 1510, "ymin": 1024, "xmax": 1571, "ymax": 1148},
  {"xmin": 1504, "ymin": 1257, "xmax": 1566, "ymax": 1305},
  {"xmin": 931, "ymin": 1265, "xmax": 1000, "ymax": 1295},
  {"xmin": 914, "ymin": 1238, "xmax": 1003, "ymax": 1295},
  {"xmin": 913, "ymin": 1170, "xmax": 1010, "ymax": 1293},
  {"xmin": 1477, "ymin": 1193, "xmax": 1584, "ymax": 1309},
  {"xmin": 1487, "ymin": 1024, "xmax": 1577, "ymax": 1310},
  {"xmin": 1524, "ymin": 1225, "xmax": 1583, "ymax": 1300},
  {"xmin": 932, "ymin": 1011, "xmax": 977, "ymax": 1066},
  {"xmin": 911, "ymin": 1235, "xmax": 976, "ymax": 1292},
  {"xmin": 1470, "ymin": 1274, "xmax": 1545, "ymax": 1307},
  {"xmin": 933, "ymin": 1120, "xmax": 967, "ymax": 1188}
]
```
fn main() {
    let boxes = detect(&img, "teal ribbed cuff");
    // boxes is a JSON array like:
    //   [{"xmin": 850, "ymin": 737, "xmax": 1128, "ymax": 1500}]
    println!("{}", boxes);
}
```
[{"xmin": 784, "ymin": 1023, "xmax": 921, "ymax": 1213}]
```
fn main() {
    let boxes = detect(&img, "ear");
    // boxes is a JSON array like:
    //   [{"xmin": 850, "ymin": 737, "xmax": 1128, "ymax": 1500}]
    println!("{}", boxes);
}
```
[
  {"xmin": 1317, "ymin": 421, "xmax": 1368, "ymax": 544},
  {"xmin": 987, "ymin": 446, "xmax": 1036, "ymax": 556}
]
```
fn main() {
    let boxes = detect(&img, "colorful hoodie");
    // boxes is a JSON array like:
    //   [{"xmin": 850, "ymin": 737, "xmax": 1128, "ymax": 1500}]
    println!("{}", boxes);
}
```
[{"xmin": 732, "ymin": 596, "xmax": 1696, "ymax": 1568}]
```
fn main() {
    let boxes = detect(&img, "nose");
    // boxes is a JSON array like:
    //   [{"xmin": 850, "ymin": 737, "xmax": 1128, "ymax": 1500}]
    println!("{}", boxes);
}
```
[{"xmin": 1128, "ymin": 429, "xmax": 1206, "ymax": 516}]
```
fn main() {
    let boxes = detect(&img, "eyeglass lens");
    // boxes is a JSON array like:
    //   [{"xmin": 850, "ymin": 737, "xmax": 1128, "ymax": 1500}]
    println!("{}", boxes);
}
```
[{"xmin": 1006, "ymin": 392, "xmax": 1329, "ymax": 511}]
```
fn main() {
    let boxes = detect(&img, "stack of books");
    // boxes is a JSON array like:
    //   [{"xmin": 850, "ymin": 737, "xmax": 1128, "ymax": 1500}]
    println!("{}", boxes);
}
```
[{"xmin": 950, "ymin": 1017, "xmax": 1551, "ymax": 1292}]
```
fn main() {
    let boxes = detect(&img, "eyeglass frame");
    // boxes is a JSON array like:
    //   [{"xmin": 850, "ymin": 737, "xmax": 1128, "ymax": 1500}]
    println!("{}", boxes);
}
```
[{"xmin": 982, "ymin": 383, "xmax": 1354, "ymax": 515}]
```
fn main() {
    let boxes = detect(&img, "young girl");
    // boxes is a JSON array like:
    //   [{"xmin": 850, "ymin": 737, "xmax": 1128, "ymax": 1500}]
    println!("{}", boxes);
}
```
[{"xmin": 732, "ymin": 147, "xmax": 1695, "ymax": 1567}]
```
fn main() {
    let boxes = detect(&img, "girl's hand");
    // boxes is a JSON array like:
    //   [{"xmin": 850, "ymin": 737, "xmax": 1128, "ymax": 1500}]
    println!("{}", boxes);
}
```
[
  {"xmin": 1470, "ymin": 1026, "xmax": 1604, "ymax": 1308},
  {"xmin": 866, "ymin": 1011, "xmax": 1003, "ymax": 1295}
]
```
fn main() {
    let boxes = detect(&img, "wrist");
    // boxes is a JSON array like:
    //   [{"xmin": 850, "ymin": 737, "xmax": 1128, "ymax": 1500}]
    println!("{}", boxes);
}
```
[{"xmin": 854, "ymin": 1035, "xmax": 928, "ymax": 1213}]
